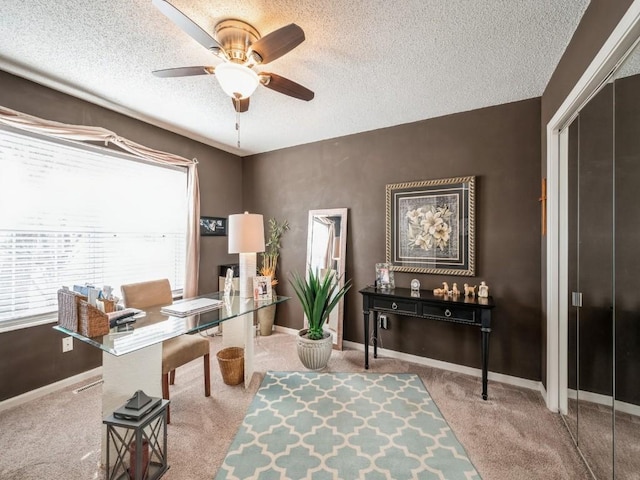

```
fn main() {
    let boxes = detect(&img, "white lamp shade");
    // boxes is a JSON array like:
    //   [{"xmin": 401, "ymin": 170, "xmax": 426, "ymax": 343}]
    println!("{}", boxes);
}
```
[
  {"xmin": 215, "ymin": 62, "xmax": 260, "ymax": 99},
  {"xmin": 228, "ymin": 212, "xmax": 265, "ymax": 253}
]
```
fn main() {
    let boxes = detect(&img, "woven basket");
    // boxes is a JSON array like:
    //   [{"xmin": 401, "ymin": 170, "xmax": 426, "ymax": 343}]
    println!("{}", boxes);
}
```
[
  {"xmin": 97, "ymin": 298, "xmax": 116, "ymax": 314},
  {"xmin": 77, "ymin": 300, "xmax": 109, "ymax": 337},
  {"xmin": 57, "ymin": 288, "xmax": 112, "ymax": 337},
  {"xmin": 57, "ymin": 289, "xmax": 83, "ymax": 332},
  {"xmin": 216, "ymin": 347, "xmax": 244, "ymax": 386}
]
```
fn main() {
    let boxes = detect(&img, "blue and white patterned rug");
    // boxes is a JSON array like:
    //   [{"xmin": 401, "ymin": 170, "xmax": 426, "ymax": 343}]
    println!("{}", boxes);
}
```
[{"xmin": 215, "ymin": 371, "xmax": 480, "ymax": 480}]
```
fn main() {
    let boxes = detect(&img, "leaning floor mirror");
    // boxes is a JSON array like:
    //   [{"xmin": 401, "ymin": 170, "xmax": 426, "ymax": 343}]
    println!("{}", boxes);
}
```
[{"xmin": 305, "ymin": 208, "xmax": 348, "ymax": 350}]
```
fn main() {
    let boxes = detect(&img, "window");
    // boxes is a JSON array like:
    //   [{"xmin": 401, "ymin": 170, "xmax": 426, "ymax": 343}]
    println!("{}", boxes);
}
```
[{"xmin": 0, "ymin": 126, "xmax": 187, "ymax": 329}]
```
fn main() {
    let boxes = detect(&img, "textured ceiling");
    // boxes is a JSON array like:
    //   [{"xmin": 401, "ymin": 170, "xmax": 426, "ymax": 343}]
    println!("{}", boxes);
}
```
[{"xmin": 0, "ymin": 0, "xmax": 589, "ymax": 156}]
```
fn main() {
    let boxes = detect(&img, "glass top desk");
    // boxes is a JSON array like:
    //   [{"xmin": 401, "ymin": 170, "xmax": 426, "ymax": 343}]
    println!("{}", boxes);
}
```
[
  {"xmin": 55, "ymin": 292, "xmax": 289, "ymax": 465},
  {"xmin": 54, "ymin": 292, "xmax": 290, "ymax": 356}
]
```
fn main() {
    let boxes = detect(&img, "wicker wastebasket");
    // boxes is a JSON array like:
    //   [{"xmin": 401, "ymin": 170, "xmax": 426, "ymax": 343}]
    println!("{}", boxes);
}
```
[{"xmin": 216, "ymin": 347, "xmax": 244, "ymax": 386}]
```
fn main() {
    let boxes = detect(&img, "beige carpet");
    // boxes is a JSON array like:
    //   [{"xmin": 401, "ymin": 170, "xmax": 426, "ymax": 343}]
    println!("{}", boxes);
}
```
[
  {"xmin": 0, "ymin": 332, "xmax": 590, "ymax": 479},
  {"xmin": 564, "ymin": 398, "xmax": 640, "ymax": 479}
]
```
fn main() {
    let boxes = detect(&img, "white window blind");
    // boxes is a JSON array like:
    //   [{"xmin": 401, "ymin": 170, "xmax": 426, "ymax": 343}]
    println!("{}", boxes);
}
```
[{"xmin": 0, "ymin": 126, "xmax": 187, "ymax": 327}]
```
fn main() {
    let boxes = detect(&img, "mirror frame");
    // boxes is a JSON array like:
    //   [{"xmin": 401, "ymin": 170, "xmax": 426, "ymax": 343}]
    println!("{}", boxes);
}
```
[{"xmin": 305, "ymin": 208, "xmax": 348, "ymax": 350}]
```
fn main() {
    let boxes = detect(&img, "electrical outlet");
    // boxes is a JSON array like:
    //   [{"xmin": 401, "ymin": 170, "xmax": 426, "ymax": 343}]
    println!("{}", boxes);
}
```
[
  {"xmin": 379, "ymin": 314, "xmax": 389, "ymax": 330},
  {"xmin": 62, "ymin": 336, "xmax": 73, "ymax": 352}
]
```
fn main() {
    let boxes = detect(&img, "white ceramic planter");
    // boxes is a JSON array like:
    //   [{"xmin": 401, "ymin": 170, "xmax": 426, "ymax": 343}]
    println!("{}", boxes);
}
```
[{"xmin": 296, "ymin": 329, "xmax": 333, "ymax": 370}]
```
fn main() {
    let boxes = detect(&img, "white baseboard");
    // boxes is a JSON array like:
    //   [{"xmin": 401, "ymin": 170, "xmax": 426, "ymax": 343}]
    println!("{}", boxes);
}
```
[
  {"xmin": 5, "ymin": 328, "xmax": 551, "ymax": 412},
  {"xmin": 0, "ymin": 367, "xmax": 102, "ymax": 413},
  {"xmin": 540, "ymin": 383, "xmax": 550, "ymax": 408},
  {"xmin": 568, "ymin": 388, "xmax": 613, "ymax": 406},
  {"xmin": 567, "ymin": 388, "xmax": 640, "ymax": 418},
  {"xmin": 273, "ymin": 326, "xmax": 542, "ymax": 393},
  {"xmin": 343, "ymin": 339, "xmax": 542, "ymax": 392},
  {"xmin": 273, "ymin": 325, "xmax": 298, "ymax": 336}
]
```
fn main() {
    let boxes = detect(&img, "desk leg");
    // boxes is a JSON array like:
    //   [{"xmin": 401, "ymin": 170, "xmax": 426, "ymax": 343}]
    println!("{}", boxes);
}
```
[
  {"xmin": 363, "ymin": 309, "xmax": 370, "ymax": 369},
  {"xmin": 481, "ymin": 327, "xmax": 491, "ymax": 400},
  {"xmin": 244, "ymin": 313, "xmax": 254, "ymax": 388},
  {"xmin": 102, "ymin": 344, "xmax": 162, "ymax": 466}
]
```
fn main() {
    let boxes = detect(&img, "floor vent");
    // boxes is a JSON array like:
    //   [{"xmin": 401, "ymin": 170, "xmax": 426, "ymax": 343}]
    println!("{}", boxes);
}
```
[{"xmin": 73, "ymin": 379, "xmax": 103, "ymax": 394}]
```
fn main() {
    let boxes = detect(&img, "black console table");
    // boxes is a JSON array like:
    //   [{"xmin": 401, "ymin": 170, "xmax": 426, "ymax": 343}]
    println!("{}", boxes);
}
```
[{"xmin": 359, "ymin": 286, "xmax": 495, "ymax": 400}]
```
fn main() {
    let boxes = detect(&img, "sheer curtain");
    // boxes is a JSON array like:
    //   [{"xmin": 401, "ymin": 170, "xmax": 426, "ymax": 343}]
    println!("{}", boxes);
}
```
[{"xmin": 0, "ymin": 106, "xmax": 201, "ymax": 298}]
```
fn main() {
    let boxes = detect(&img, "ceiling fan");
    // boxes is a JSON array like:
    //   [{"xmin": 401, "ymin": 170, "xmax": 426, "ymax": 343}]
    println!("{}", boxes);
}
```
[{"xmin": 151, "ymin": 0, "xmax": 314, "ymax": 113}]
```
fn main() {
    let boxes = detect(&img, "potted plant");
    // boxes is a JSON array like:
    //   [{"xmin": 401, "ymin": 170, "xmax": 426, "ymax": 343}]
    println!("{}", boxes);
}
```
[
  {"xmin": 257, "ymin": 218, "xmax": 289, "ymax": 336},
  {"xmin": 289, "ymin": 268, "xmax": 352, "ymax": 370}
]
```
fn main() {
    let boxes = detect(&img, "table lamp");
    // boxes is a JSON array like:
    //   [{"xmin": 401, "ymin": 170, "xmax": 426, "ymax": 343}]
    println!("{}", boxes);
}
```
[{"xmin": 228, "ymin": 212, "xmax": 265, "ymax": 298}]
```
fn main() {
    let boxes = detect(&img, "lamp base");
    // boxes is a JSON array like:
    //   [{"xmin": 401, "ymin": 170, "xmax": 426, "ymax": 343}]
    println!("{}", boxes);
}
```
[
  {"xmin": 239, "ymin": 252, "xmax": 256, "ymax": 299},
  {"xmin": 224, "ymin": 252, "xmax": 256, "ymax": 387}
]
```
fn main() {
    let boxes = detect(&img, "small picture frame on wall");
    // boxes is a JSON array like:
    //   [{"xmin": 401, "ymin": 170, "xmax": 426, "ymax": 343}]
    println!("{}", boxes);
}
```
[
  {"xmin": 375, "ymin": 263, "xmax": 395, "ymax": 290},
  {"xmin": 200, "ymin": 216, "xmax": 227, "ymax": 236}
]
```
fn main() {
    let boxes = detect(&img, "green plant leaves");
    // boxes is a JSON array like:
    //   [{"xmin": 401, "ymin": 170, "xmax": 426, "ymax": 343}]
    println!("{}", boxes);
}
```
[
  {"xmin": 265, "ymin": 218, "xmax": 290, "ymax": 256},
  {"xmin": 289, "ymin": 268, "xmax": 352, "ymax": 340},
  {"xmin": 260, "ymin": 218, "xmax": 290, "ymax": 285}
]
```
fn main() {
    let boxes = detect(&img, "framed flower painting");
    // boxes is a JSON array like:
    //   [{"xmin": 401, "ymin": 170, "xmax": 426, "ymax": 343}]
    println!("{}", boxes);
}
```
[{"xmin": 385, "ymin": 176, "xmax": 475, "ymax": 276}]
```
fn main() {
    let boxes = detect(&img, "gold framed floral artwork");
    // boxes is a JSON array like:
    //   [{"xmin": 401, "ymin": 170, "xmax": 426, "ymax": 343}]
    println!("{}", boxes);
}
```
[{"xmin": 385, "ymin": 176, "xmax": 475, "ymax": 276}]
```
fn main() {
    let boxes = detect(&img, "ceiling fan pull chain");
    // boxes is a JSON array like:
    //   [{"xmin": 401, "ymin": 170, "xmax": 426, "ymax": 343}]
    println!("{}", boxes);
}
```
[{"xmin": 236, "ymin": 104, "xmax": 241, "ymax": 148}]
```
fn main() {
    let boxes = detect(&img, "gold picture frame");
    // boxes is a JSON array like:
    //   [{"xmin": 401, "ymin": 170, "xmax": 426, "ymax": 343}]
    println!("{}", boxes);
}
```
[{"xmin": 386, "ymin": 176, "xmax": 475, "ymax": 276}]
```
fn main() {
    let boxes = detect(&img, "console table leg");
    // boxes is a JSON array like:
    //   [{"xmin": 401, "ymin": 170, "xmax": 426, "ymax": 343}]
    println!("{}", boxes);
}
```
[
  {"xmin": 363, "ymin": 310, "xmax": 370, "ymax": 369},
  {"xmin": 372, "ymin": 311, "xmax": 378, "ymax": 359},
  {"xmin": 481, "ymin": 327, "xmax": 491, "ymax": 400}
]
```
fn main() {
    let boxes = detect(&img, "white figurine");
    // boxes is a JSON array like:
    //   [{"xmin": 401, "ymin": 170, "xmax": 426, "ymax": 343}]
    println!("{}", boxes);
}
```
[
  {"xmin": 464, "ymin": 283, "xmax": 476, "ymax": 297},
  {"xmin": 451, "ymin": 283, "xmax": 460, "ymax": 296},
  {"xmin": 223, "ymin": 268, "xmax": 234, "ymax": 298},
  {"xmin": 435, "ymin": 281, "xmax": 453, "ymax": 296},
  {"xmin": 478, "ymin": 281, "xmax": 489, "ymax": 298}
]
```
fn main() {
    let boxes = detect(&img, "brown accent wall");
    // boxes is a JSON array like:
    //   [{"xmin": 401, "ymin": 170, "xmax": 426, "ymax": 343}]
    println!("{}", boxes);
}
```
[
  {"xmin": 0, "ymin": 71, "xmax": 242, "ymax": 401},
  {"xmin": 0, "ymin": 324, "xmax": 102, "ymax": 401},
  {"xmin": 539, "ymin": 0, "xmax": 634, "ymax": 387},
  {"xmin": 243, "ymin": 98, "xmax": 542, "ymax": 381}
]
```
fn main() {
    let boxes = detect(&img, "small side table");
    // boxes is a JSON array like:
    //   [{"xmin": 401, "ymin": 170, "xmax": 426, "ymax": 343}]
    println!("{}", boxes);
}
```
[{"xmin": 103, "ymin": 399, "xmax": 170, "ymax": 480}]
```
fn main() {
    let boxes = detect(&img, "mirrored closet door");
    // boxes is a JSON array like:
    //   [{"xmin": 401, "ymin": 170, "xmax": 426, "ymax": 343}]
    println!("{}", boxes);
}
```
[{"xmin": 562, "ymin": 39, "xmax": 640, "ymax": 479}]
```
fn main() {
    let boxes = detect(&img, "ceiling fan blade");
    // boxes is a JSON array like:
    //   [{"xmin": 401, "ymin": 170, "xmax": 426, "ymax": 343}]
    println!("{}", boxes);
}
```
[
  {"xmin": 249, "ymin": 24, "xmax": 305, "ymax": 64},
  {"xmin": 152, "ymin": 0, "xmax": 224, "ymax": 54},
  {"xmin": 152, "ymin": 66, "xmax": 215, "ymax": 78},
  {"xmin": 232, "ymin": 97, "xmax": 250, "ymax": 113},
  {"xmin": 260, "ymin": 73, "xmax": 314, "ymax": 101}
]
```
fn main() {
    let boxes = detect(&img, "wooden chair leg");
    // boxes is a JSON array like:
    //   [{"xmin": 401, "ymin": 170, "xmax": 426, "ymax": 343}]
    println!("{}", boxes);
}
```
[
  {"xmin": 204, "ymin": 353, "xmax": 211, "ymax": 397},
  {"xmin": 169, "ymin": 369, "xmax": 176, "ymax": 385},
  {"xmin": 162, "ymin": 372, "xmax": 171, "ymax": 424}
]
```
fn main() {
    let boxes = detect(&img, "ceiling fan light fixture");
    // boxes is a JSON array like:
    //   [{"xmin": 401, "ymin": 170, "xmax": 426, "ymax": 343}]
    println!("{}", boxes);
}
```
[{"xmin": 215, "ymin": 62, "xmax": 259, "ymax": 99}]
